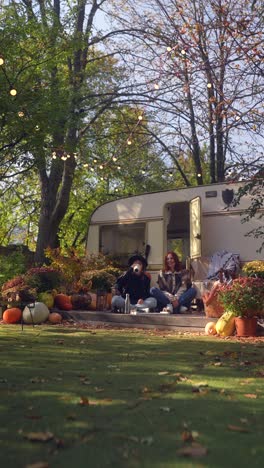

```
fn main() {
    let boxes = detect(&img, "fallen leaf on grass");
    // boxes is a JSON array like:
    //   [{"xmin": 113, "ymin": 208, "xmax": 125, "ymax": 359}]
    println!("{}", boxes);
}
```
[
  {"xmin": 79, "ymin": 397, "xmax": 89, "ymax": 406},
  {"xmin": 25, "ymin": 462, "xmax": 49, "ymax": 468},
  {"xmin": 244, "ymin": 394, "xmax": 257, "ymax": 399},
  {"xmin": 228, "ymin": 425, "xmax": 249, "ymax": 433},
  {"xmin": 24, "ymin": 432, "xmax": 54, "ymax": 442},
  {"xmin": 141, "ymin": 436, "xmax": 154, "ymax": 446},
  {"xmin": 181, "ymin": 431, "xmax": 199, "ymax": 442},
  {"xmin": 24, "ymin": 414, "xmax": 42, "ymax": 420},
  {"xmin": 177, "ymin": 444, "xmax": 208, "ymax": 458}
]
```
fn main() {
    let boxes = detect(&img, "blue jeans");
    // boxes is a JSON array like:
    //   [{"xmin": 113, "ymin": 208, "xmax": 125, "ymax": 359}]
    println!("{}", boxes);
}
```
[
  {"xmin": 111, "ymin": 295, "xmax": 157, "ymax": 312},
  {"xmin": 150, "ymin": 287, "xmax": 197, "ymax": 313}
]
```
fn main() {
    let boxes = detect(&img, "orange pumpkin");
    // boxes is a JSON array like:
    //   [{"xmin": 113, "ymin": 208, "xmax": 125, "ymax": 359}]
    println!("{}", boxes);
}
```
[
  {"xmin": 3, "ymin": 307, "xmax": 22, "ymax": 324},
  {"xmin": 48, "ymin": 312, "xmax": 62, "ymax": 324},
  {"xmin": 54, "ymin": 294, "xmax": 72, "ymax": 311}
]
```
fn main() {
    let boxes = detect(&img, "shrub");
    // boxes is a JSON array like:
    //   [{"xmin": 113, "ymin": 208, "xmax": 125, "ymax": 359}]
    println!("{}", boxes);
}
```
[
  {"xmin": 242, "ymin": 260, "xmax": 264, "ymax": 278},
  {"xmin": 218, "ymin": 277, "xmax": 264, "ymax": 318}
]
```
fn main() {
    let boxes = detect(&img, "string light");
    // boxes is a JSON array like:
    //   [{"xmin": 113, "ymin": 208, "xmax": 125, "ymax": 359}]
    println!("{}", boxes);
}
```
[
  {"xmin": 0, "ymin": 57, "xmax": 4, "ymax": 66},
  {"xmin": 61, "ymin": 155, "xmax": 67, "ymax": 161},
  {"xmin": 169, "ymin": 172, "xmax": 173, "ymax": 177},
  {"xmin": 115, "ymin": 188, "xmax": 119, "ymax": 192},
  {"xmin": 154, "ymin": 83, "xmax": 159, "ymax": 90},
  {"xmin": 52, "ymin": 152, "xmax": 57, "ymax": 159},
  {"xmin": 167, "ymin": 46, "xmax": 172, "ymax": 52},
  {"xmin": 10, "ymin": 88, "xmax": 17, "ymax": 96},
  {"xmin": 83, "ymin": 163, "xmax": 88, "ymax": 167},
  {"xmin": 141, "ymin": 169, "xmax": 146, "ymax": 174},
  {"xmin": 18, "ymin": 111, "xmax": 24, "ymax": 117},
  {"xmin": 66, "ymin": 154, "xmax": 71, "ymax": 158},
  {"xmin": 117, "ymin": 165, "xmax": 121, "ymax": 170},
  {"xmin": 99, "ymin": 164, "xmax": 104, "ymax": 169},
  {"xmin": 127, "ymin": 139, "xmax": 132, "ymax": 145},
  {"xmin": 112, "ymin": 156, "xmax": 117, "ymax": 162},
  {"xmin": 197, "ymin": 173, "xmax": 202, "ymax": 177},
  {"xmin": 207, "ymin": 83, "xmax": 212, "ymax": 88},
  {"xmin": 181, "ymin": 50, "xmax": 186, "ymax": 55},
  {"xmin": 93, "ymin": 158, "xmax": 98, "ymax": 163},
  {"xmin": 90, "ymin": 167, "xmax": 95, "ymax": 172},
  {"xmin": 138, "ymin": 115, "xmax": 143, "ymax": 120}
]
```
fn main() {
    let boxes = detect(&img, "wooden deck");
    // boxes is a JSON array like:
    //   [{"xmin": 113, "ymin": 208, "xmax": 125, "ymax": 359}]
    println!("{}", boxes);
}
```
[{"xmin": 60, "ymin": 309, "xmax": 215, "ymax": 331}]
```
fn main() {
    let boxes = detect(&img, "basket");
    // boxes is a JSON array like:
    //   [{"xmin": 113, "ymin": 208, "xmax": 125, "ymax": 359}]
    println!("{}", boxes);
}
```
[{"xmin": 204, "ymin": 296, "xmax": 224, "ymax": 318}]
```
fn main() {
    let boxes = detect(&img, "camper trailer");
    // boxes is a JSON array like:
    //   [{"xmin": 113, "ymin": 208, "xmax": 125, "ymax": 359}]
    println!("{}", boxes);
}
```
[{"xmin": 86, "ymin": 182, "xmax": 263, "ymax": 282}]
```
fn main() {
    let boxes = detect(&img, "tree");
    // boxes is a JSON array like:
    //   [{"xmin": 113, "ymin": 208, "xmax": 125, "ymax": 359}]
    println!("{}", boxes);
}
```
[
  {"xmin": 108, "ymin": 0, "xmax": 264, "ymax": 184},
  {"xmin": 0, "ymin": 0, "xmax": 126, "ymax": 263}
]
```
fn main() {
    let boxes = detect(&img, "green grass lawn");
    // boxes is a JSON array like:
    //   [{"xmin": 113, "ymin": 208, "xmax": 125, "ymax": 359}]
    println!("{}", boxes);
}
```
[{"xmin": 0, "ymin": 323, "xmax": 263, "ymax": 468}]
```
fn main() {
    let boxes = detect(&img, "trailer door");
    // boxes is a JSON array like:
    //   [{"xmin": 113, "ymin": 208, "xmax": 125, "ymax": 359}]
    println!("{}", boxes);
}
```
[{"xmin": 190, "ymin": 196, "xmax": 201, "ymax": 258}]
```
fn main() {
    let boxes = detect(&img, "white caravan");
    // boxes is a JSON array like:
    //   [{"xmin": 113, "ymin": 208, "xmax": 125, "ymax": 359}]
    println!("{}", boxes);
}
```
[{"xmin": 86, "ymin": 182, "xmax": 263, "ymax": 281}]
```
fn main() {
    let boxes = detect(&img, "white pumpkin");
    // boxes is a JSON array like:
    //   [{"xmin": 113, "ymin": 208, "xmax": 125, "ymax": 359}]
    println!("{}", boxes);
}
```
[
  {"xmin": 204, "ymin": 321, "xmax": 217, "ymax": 335},
  {"xmin": 23, "ymin": 302, "xmax": 50, "ymax": 324}
]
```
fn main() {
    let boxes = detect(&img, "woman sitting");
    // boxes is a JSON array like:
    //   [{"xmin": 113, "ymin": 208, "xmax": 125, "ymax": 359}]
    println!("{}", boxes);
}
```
[{"xmin": 150, "ymin": 251, "xmax": 197, "ymax": 313}]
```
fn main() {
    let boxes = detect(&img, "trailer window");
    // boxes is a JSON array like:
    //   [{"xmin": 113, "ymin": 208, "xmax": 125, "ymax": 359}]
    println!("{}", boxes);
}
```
[{"xmin": 99, "ymin": 223, "xmax": 146, "ymax": 264}]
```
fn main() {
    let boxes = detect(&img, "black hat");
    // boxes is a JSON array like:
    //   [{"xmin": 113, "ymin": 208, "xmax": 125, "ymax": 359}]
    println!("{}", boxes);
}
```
[{"xmin": 128, "ymin": 254, "xmax": 148, "ymax": 269}]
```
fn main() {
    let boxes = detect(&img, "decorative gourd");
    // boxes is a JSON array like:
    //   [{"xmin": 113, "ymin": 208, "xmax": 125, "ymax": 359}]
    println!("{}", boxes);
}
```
[
  {"xmin": 48, "ymin": 312, "xmax": 62, "ymax": 324},
  {"xmin": 38, "ymin": 292, "xmax": 54, "ymax": 309},
  {"xmin": 204, "ymin": 321, "xmax": 217, "ymax": 335},
  {"xmin": 215, "ymin": 311, "xmax": 236, "ymax": 337},
  {"xmin": 3, "ymin": 307, "xmax": 22, "ymax": 324},
  {"xmin": 71, "ymin": 293, "xmax": 92, "ymax": 310},
  {"xmin": 54, "ymin": 294, "xmax": 72, "ymax": 311},
  {"xmin": 23, "ymin": 302, "xmax": 50, "ymax": 324},
  {"xmin": 89, "ymin": 293, "xmax": 97, "ymax": 311}
]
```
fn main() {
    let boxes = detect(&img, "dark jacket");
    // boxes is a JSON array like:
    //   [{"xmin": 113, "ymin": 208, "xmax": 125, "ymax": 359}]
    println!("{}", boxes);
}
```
[{"xmin": 115, "ymin": 269, "xmax": 151, "ymax": 304}]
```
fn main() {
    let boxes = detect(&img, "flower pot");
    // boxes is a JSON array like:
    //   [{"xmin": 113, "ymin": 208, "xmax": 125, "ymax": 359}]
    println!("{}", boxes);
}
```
[{"xmin": 235, "ymin": 316, "xmax": 258, "ymax": 337}]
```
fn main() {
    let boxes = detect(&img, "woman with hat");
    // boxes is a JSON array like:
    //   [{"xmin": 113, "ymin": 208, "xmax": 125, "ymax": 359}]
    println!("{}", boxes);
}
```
[{"xmin": 111, "ymin": 254, "xmax": 157, "ymax": 313}]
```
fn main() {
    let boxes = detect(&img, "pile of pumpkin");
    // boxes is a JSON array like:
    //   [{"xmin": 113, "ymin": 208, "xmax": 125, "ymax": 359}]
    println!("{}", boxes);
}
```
[
  {"xmin": 2, "ymin": 303, "xmax": 62, "ymax": 325},
  {"xmin": 204, "ymin": 311, "xmax": 236, "ymax": 337},
  {"xmin": 1, "ymin": 290, "xmax": 98, "ymax": 325}
]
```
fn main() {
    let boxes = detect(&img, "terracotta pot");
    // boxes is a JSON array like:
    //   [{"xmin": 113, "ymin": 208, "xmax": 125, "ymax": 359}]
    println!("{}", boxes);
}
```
[{"xmin": 235, "ymin": 316, "xmax": 258, "ymax": 337}]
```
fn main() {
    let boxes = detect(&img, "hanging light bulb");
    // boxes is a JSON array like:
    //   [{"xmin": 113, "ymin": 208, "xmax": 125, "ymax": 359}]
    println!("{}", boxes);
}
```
[
  {"xmin": 90, "ymin": 167, "xmax": 95, "ymax": 172},
  {"xmin": 93, "ymin": 158, "xmax": 98, "ymax": 163},
  {"xmin": 52, "ymin": 152, "xmax": 57, "ymax": 159},
  {"xmin": 18, "ymin": 111, "xmax": 24, "ymax": 117},
  {"xmin": 99, "ymin": 164, "xmax": 104, "ymax": 169},
  {"xmin": 138, "ymin": 115, "xmax": 143, "ymax": 120},
  {"xmin": 167, "ymin": 46, "xmax": 172, "ymax": 52},
  {"xmin": 169, "ymin": 172, "xmax": 173, "ymax": 177},
  {"xmin": 112, "ymin": 156, "xmax": 117, "ymax": 162},
  {"xmin": 207, "ymin": 83, "xmax": 212, "ymax": 88},
  {"xmin": 0, "ymin": 57, "xmax": 4, "ymax": 66},
  {"xmin": 117, "ymin": 165, "xmax": 121, "ymax": 170},
  {"xmin": 61, "ymin": 155, "xmax": 67, "ymax": 161},
  {"xmin": 100, "ymin": 177, "xmax": 104, "ymax": 181},
  {"xmin": 181, "ymin": 50, "xmax": 186, "ymax": 55},
  {"xmin": 127, "ymin": 139, "xmax": 132, "ymax": 145},
  {"xmin": 197, "ymin": 173, "xmax": 202, "ymax": 178},
  {"xmin": 141, "ymin": 169, "xmax": 146, "ymax": 174},
  {"xmin": 115, "ymin": 188, "xmax": 119, "ymax": 192},
  {"xmin": 10, "ymin": 88, "xmax": 17, "ymax": 96},
  {"xmin": 154, "ymin": 83, "xmax": 159, "ymax": 90},
  {"xmin": 83, "ymin": 163, "xmax": 88, "ymax": 167},
  {"xmin": 66, "ymin": 154, "xmax": 71, "ymax": 158}
]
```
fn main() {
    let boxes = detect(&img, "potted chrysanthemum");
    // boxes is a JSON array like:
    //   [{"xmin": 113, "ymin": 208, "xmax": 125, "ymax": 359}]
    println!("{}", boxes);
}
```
[{"xmin": 218, "ymin": 277, "xmax": 264, "ymax": 336}]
